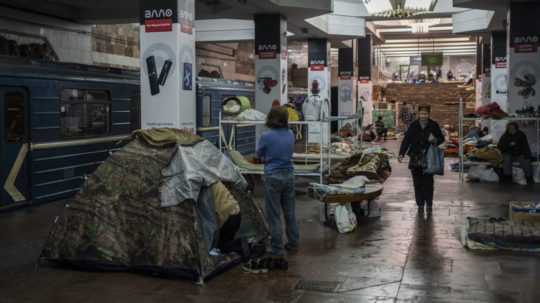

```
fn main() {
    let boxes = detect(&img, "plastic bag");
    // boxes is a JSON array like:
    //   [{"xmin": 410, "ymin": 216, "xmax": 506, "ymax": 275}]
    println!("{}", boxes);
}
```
[
  {"xmin": 424, "ymin": 145, "xmax": 444, "ymax": 175},
  {"xmin": 467, "ymin": 166, "xmax": 499, "ymax": 183},
  {"xmin": 512, "ymin": 167, "xmax": 527, "ymax": 185},
  {"xmin": 334, "ymin": 203, "xmax": 357, "ymax": 233},
  {"xmin": 236, "ymin": 109, "xmax": 266, "ymax": 121}
]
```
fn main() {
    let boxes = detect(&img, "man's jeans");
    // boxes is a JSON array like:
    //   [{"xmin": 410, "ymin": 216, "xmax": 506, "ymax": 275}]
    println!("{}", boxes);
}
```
[{"xmin": 263, "ymin": 170, "xmax": 299, "ymax": 256}]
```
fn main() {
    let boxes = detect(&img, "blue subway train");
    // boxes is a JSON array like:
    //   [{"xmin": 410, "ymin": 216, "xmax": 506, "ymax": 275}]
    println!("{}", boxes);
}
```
[
  {"xmin": 0, "ymin": 60, "xmax": 256, "ymax": 210},
  {"xmin": 0, "ymin": 59, "xmax": 140, "ymax": 210}
]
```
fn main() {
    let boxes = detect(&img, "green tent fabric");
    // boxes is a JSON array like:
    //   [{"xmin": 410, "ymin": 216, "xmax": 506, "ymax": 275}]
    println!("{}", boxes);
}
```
[
  {"xmin": 132, "ymin": 128, "xmax": 204, "ymax": 147},
  {"xmin": 227, "ymin": 150, "xmax": 320, "ymax": 174},
  {"xmin": 40, "ymin": 129, "xmax": 268, "ymax": 282}
]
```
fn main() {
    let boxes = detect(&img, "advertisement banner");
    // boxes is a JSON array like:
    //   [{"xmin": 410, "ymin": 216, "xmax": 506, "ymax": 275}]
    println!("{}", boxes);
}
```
[
  {"xmin": 358, "ymin": 36, "xmax": 372, "ymax": 81},
  {"xmin": 490, "ymin": 67, "xmax": 508, "ymax": 140},
  {"xmin": 358, "ymin": 81, "xmax": 373, "ymax": 126},
  {"xmin": 308, "ymin": 38, "xmax": 328, "ymax": 72},
  {"xmin": 508, "ymin": 2, "xmax": 540, "ymax": 154},
  {"xmin": 140, "ymin": 0, "xmax": 195, "ymax": 132},
  {"xmin": 307, "ymin": 67, "xmax": 330, "ymax": 144},
  {"xmin": 254, "ymin": 15, "xmax": 287, "ymax": 118},
  {"xmin": 255, "ymin": 15, "xmax": 285, "ymax": 60},
  {"xmin": 489, "ymin": 32, "xmax": 509, "ymax": 140},
  {"xmin": 338, "ymin": 48, "xmax": 354, "ymax": 78},
  {"xmin": 338, "ymin": 79, "xmax": 355, "ymax": 116}
]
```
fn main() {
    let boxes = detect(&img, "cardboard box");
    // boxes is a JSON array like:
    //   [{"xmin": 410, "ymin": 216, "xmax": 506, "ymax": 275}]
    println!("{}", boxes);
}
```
[{"xmin": 509, "ymin": 201, "xmax": 540, "ymax": 223}]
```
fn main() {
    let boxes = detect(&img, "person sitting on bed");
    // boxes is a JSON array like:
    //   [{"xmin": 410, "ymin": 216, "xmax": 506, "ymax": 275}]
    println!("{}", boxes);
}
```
[
  {"xmin": 243, "ymin": 106, "xmax": 298, "ymax": 273},
  {"xmin": 497, "ymin": 122, "xmax": 533, "ymax": 184}
]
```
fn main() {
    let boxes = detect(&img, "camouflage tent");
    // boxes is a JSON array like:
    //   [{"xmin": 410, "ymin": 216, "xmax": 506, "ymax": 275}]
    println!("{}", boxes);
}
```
[{"xmin": 40, "ymin": 129, "xmax": 268, "ymax": 282}]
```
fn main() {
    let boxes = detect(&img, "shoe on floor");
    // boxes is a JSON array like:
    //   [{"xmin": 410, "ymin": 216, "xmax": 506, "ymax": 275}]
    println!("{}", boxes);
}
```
[{"xmin": 242, "ymin": 258, "xmax": 269, "ymax": 274}]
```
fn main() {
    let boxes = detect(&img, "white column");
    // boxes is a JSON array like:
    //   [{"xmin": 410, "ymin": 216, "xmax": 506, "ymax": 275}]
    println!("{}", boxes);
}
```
[
  {"xmin": 358, "ymin": 35, "xmax": 373, "ymax": 127},
  {"xmin": 337, "ymin": 47, "xmax": 357, "ymax": 118},
  {"xmin": 140, "ymin": 0, "xmax": 196, "ymax": 132},
  {"xmin": 307, "ymin": 38, "xmax": 331, "ymax": 144}
]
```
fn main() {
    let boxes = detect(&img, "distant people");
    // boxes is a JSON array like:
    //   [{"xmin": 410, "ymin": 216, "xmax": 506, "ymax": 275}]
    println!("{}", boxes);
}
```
[
  {"xmin": 447, "ymin": 70, "xmax": 454, "ymax": 81},
  {"xmin": 362, "ymin": 124, "xmax": 377, "ymax": 142},
  {"xmin": 436, "ymin": 68, "xmax": 442, "ymax": 81},
  {"xmin": 400, "ymin": 102, "xmax": 414, "ymax": 131},
  {"xmin": 497, "ymin": 122, "xmax": 533, "ymax": 184},
  {"xmin": 398, "ymin": 105, "xmax": 445, "ymax": 214},
  {"xmin": 427, "ymin": 73, "xmax": 434, "ymax": 83},
  {"xmin": 464, "ymin": 126, "xmax": 482, "ymax": 140},
  {"xmin": 418, "ymin": 73, "xmax": 427, "ymax": 84},
  {"xmin": 375, "ymin": 116, "xmax": 387, "ymax": 141}
]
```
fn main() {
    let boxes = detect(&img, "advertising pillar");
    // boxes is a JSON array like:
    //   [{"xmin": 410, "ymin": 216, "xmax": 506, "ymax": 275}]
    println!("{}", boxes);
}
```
[
  {"xmin": 306, "ymin": 38, "xmax": 331, "ymax": 144},
  {"xmin": 140, "ymin": 0, "xmax": 195, "ymax": 131},
  {"xmin": 254, "ymin": 14, "xmax": 288, "ymax": 116},
  {"xmin": 358, "ymin": 35, "xmax": 373, "ymax": 127},
  {"xmin": 490, "ymin": 31, "xmax": 509, "ymax": 140},
  {"xmin": 338, "ymin": 47, "xmax": 357, "ymax": 128},
  {"xmin": 508, "ymin": 3, "xmax": 540, "ymax": 155}
]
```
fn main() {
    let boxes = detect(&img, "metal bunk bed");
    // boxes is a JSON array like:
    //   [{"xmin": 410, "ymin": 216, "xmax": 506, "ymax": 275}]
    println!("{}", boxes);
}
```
[{"xmin": 218, "ymin": 113, "xmax": 362, "ymax": 184}]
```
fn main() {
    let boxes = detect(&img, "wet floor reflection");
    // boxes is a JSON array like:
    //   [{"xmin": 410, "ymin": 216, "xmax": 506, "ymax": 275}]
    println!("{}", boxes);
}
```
[{"xmin": 1, "ymin": 141, "xmax": 540, "ymax": 302}]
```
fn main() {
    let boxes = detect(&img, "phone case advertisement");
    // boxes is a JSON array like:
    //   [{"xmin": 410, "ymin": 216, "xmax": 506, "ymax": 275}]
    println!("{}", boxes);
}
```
[{"xmin": 140, "ymin": 0, "xmax": 195, "ymax": 132}]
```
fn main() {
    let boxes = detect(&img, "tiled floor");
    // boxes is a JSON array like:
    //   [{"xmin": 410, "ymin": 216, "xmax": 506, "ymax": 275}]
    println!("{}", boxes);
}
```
[{"xmin": 1, "ymin": 141, "xmax": 539, "ymax": 303}]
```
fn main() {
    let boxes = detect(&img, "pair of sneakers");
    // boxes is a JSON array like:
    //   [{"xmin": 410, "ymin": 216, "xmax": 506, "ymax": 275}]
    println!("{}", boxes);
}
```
[{"xmin": 242, "ymin": 257, "xmax": 289, "ymax": 274}]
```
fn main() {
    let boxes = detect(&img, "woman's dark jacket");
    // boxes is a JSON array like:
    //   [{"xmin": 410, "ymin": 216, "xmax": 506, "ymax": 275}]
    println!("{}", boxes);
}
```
[
  {"xmin": 399, "ymin": 119, "xmax": 445, "ymax": 170},
  {"xmin": 497, "ymin": 130, "xmax": 531, "ymax": 157}
]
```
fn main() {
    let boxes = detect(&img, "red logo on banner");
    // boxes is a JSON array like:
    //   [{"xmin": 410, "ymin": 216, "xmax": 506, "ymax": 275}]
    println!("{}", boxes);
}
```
[
  {"xmin": 145, "ymin": 19, "xmax": 173, "ymax": 32},
  {"xmin": 512, "ymin": 36, "xmax": 539, "ymax": 53},
  {"xmin": 515, "ymin": 44, "xmax": 537, "ymax": 53},
  {"xmin": 310, "ymin": 64, "xmax": 325, "ymax": 71},
  {"xmin": 258, "ymin": 52, "xmax": 277, "ymax": 59},
  {"xmin": 144, "ymin": 19, "xmax": 172, "ymax": 33}
]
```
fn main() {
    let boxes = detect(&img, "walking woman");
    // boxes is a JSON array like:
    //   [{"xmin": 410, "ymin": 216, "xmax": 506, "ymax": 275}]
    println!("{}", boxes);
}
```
[
  {"xmin": 398, "ymin": 105, "xmax": 445, "ymax": 213},
  {"xmin": 243, "ymin": 106, "xmax": 298, "ymax": 273}
]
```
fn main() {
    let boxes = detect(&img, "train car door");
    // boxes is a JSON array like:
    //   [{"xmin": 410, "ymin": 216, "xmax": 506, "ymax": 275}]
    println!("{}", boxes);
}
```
[{"xmin": 0, "ymin": 87, "xmax": 30, "ymax": 207}]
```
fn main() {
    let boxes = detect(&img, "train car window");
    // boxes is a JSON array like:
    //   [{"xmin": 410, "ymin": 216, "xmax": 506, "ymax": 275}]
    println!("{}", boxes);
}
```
[
  {"xmin": 60, "ymin": 89, "xmax": 111, "ymax": 139},
  {"xmin": 5, "ymin": 92, "xmax": 26, "ymax": 143},
  {"xmin": 201, "ymin": 95, "xmax": 211, "ymax": 127}
]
